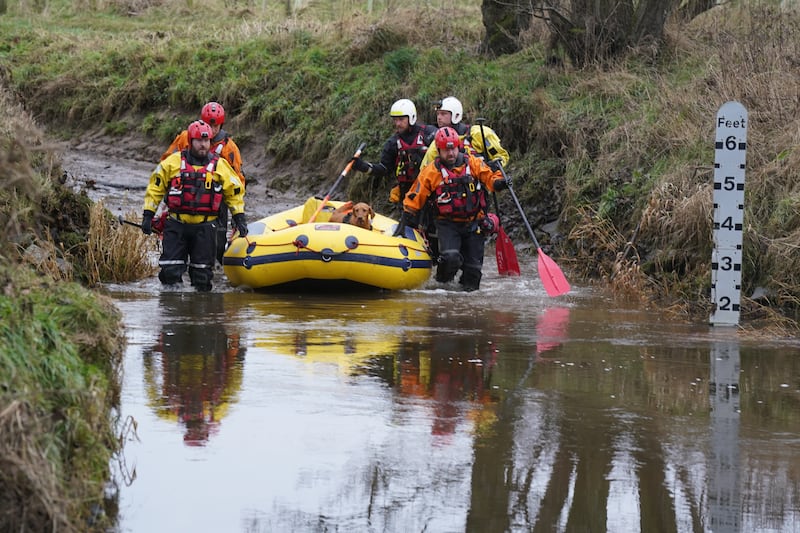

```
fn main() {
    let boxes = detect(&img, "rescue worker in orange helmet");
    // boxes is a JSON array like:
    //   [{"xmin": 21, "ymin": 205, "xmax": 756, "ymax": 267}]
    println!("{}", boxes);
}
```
[
  {"xmin": 143, "ymin": 120, "xmax": 247, "ymax": 292},
  {"xmin": 399, "ymin": 127, "xmax": 510, "ymax": 291},
  {"xmin": 161, "ymin": 102, "xmax": 246, "ymax": 265},
  {"xmin": 351, "ymin": 98, "xmax": 437, "ymax": 207}
]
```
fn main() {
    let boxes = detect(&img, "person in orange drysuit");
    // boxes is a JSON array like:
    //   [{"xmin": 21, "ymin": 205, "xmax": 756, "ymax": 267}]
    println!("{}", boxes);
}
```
[{"xmin": 399, "ymin": 127, "xmax": 509, "ymax": 291}]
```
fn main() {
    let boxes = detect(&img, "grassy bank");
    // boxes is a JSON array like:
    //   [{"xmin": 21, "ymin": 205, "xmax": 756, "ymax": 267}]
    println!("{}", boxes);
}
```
[
  {"xmin": 0, "ymin": 84, "xmax": 135, "ymax": 530},
  {"xmin": 2, "ymin": 1, "xmax": 800, "ymax": 324}
]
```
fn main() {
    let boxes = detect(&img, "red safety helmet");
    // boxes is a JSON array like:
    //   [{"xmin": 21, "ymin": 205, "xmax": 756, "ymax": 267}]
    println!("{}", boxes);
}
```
[
  {"xmin": 187, "ymin": 120, "xmax": 213, "ymax": 140},
  {"xmin": 201, "ymin": 102, "xmax": 225, "ymax": 126},
  {"xmin": 435, "ymin": 127, "xmax": 462, "ymax": 150}
]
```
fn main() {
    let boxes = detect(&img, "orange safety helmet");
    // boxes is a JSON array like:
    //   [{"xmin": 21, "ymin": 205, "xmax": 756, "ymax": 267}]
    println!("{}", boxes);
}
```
[
  {"xmin": 187, "ymin": 120, "xmax": 213, "ymax": 140},
  {"xmin": 435, "ymin": 127, "xmax": 462, "ymax": 150},
  {"xmin": 201, "ymin": 102, "xmax": 225, "ymax": 126}
]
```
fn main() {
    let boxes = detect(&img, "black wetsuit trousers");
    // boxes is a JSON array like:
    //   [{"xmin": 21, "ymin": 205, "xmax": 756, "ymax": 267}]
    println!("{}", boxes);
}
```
[{"xmin": 158, "ymin": 217, "xmax": 217, "ymax": 291}]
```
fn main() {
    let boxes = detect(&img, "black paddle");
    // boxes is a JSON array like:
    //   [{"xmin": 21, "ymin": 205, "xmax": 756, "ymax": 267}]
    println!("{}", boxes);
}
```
[
  {"xmin": 118, "ymin": 214, "xmax": 164, "ymax": 236},
  {"xmin": 118, "ymin": 215, "xmax": 143, "ymax": 229}
]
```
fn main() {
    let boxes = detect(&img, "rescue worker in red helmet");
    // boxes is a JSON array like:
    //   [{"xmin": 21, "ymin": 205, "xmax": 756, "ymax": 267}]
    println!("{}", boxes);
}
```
[
  {"xmin": 161, "ymin": 101, "xmax": 246, "ymax": 265},
  {"xmin": 351, "ymin": 98, "xmax": 437, "ymax": 208},
  {"xmin": 399, "ymin": 127, "xmax": 510, "ymax": 291},
  {"xmin": 161, "ymin": 102, "xmax": 245, "ymax": 180},
  {"xmin": 143, "ymin": 120, "xmax": 247, "ymax": 292}
]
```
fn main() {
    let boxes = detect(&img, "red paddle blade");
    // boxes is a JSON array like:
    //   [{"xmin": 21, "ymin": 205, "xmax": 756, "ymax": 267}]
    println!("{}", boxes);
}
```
[
  {"xmin": 495, "ymin": 226, "xmax": 521, "ymax": 276},
  {"xmin": 537, "ymin": 250, "xmax": 570, "ymax": 297}
]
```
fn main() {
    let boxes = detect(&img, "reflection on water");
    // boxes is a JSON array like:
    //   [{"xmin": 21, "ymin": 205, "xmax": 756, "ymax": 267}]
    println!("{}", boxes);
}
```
[
  {"xmin": 709, "ymin": 338, "xmax": 740, "ymax": 532},
  {"xmin": 143, "ymin": 292, "xmax": 245, "ymax": 446},
  {"xmin": 112, "ymin": 282, "xmax": 800, "ymax": 532}
]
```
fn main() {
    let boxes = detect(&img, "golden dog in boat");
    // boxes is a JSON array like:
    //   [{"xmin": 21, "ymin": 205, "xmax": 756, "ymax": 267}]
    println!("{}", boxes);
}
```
[{"xmin": 329, "ymin": 201, "xmax": 374, "ymax": 230}]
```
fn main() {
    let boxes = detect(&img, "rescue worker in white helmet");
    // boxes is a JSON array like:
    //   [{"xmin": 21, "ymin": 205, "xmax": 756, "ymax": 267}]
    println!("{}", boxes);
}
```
[
  {"xmin": 352, "ymin": 98, "xmax": 437, "ymax": 207},
  {"xmin": 399, "ymin": 127, "xmax": 510, "ymax": 291},
  {"xmin": 420, "ymin": 96, "xmax": 510, "ymax": 169},
  {"xmin": 142, "ymin": 120, "xmax": 247, "ymax": 292},
  {"xmin": 161, "ymin": 101, "xmax": 246, "ymax": 265}
]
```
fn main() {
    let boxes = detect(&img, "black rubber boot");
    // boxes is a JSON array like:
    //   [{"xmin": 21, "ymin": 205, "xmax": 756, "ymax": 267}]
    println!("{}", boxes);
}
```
[{"xmin": 459, "ymin": 268, "xmax": 482, "ymax": 292}]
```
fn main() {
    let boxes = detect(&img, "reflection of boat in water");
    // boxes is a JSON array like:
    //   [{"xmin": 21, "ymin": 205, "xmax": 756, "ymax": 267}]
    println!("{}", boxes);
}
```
[
  {"xmin": 222, "ymin": 197, "xmax": 433, "ymax": 291},
  {"xmin": 234, "ymin": 292, "xmax": 426, "ymax": 375},
  {"xmin": 143, "ymin": 293, "xmax": 245, "ymax": 446}
]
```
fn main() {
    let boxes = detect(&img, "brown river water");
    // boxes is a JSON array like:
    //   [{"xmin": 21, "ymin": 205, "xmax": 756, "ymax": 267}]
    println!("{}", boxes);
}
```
[{"xmin": 64, "ymin": 153, "xmax": 800, "ymax": 532}]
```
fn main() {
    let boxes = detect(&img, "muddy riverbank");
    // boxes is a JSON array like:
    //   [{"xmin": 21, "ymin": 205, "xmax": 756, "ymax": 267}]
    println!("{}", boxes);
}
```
[{"xmin": 60, "ymin": 139, "xmax": 306, "ymax": 222}]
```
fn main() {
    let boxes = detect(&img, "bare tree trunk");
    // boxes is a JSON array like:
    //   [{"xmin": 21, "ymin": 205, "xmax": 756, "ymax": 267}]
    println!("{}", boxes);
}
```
[
  {"xmin": 677, "ymin": 0, "xmax": 716, "ymax": 21},
  {"xmin": 536, "ymin": 0, "xmax": 679, "ymax": 67},
  {"xmin": 481, "ymin": 0, "xmax": 531, "ymax": 56}
]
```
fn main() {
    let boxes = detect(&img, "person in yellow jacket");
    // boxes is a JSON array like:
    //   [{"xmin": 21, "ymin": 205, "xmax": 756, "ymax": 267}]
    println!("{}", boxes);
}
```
[
  {"xmin": 161, "ymin": 102, "xmax": 245, "ymax": 180},
  {"xmin": 420, "ymin": 96, "xmax": 510, "ymax": 169},
  {"xmin": 143, "ymin": 120, "xmax": 247, "ymax": 292},
  {"xmin": 161, "ymin": 102, "xmax": 245, "ymax": 264},
  {"xmin": 400, "ymin": 127, "xmax": 510, "ymax": 292}
]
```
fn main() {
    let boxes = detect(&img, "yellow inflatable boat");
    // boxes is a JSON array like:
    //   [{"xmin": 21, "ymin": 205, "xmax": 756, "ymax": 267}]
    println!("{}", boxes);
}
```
[{"xmin": 223, "ymin": 197, "xmax": 433, "ymax": 290}]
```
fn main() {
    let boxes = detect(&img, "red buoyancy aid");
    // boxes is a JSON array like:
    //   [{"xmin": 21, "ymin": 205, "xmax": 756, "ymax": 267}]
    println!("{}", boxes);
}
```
[
  {"xmin": 166, "ymin": 152, "xmax": 224, "ymax": 215},
  {"xmin": 432, "ymin": 160, "xmax": 487, "ymax": 219},
  {"xmin": 395, "ymin": 127, "xmax": 429, "ymax": 185}
]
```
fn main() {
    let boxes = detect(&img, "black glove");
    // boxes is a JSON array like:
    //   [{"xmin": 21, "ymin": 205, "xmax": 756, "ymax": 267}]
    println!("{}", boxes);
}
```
[
  {"xmin": 403, "ymin": 211, "xmax": 419, "ymax": 229},
  {"xmin": 353, "ymin": 157, "xmax": 373, "ymax": 174},
  {"xmin": 480, "ymin": 214, "xmax": 497, "ymax": 234},
  {"xmin": 488, "ymin": 159, "xmax": 503, "ymax": 172},
  {"xmin": 392, "ymin": 212, "xmax": 418, "ymax": 237},
  {"xmin": 232, "ymin": 213, "xmax": 248, "ymax": 237},
  {"xmin": 392, "ymin": 221, "xmax": 405, "ymax": 237},
  {"xmin": 494, "ymin": 178, "xmax": 511, "ymax": 191},
  {"xmin": 141, "ymin": 210, "xmax": 155, "ymax": 235}
]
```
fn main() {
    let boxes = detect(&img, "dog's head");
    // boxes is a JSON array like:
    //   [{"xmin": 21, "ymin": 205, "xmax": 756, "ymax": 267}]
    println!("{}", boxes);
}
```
[{"xmin": 350, "ymin": 202, "xmax": 375, "ymax": 229}]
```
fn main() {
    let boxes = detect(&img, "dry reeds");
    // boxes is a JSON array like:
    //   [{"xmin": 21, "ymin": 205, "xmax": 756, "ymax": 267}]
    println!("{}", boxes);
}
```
[
  {"xmin": 85, "ymin": 203, "xmax": 158, "ymax": 285},
  {"xmin": 638, "ymin": 166, "xmax": 714, "ymax": 259},
  {"xmin": 559, "ymin": 5, "xmax": 800, "ymax": 320}
]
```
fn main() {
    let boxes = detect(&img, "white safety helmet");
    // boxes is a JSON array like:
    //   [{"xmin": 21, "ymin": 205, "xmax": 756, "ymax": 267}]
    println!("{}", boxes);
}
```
[
  {"xmin": 439, "ymin": 96, "xmax": 463, "ymax": 124},
  {"xmin": 390, "ymin": 98, "xmax": 417, "ymax": 126}
]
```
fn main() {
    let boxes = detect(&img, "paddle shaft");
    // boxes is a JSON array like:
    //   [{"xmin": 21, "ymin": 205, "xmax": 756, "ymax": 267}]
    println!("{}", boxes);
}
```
[
  {"xmin": 476, "ymin": 118, "xmax": 521, "ymax": 276},
  {"xmin": 118, "ymin": 215, "xmax": 142, "ymax": 229},
  {"xmin": 309, "ymin": 142, "xmax": 367, "ymax": 223},
  {"xmin": 496, "ymin": 161, "xmax": 570, "ymax": 296},
  {"xmin": 475, "ymin": 119, "xmax": 502, "ymax": 216},
  {"xmin": 496, "ymin": 164, "xmax": 543, "ymax": 250}
]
